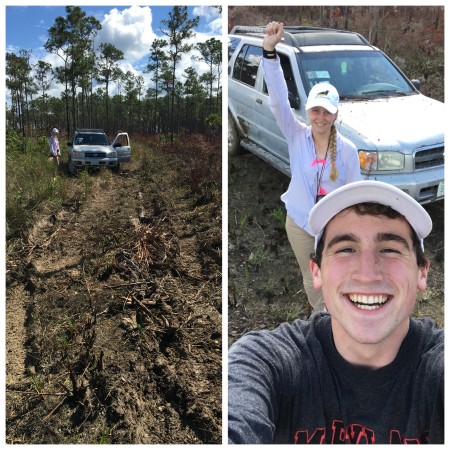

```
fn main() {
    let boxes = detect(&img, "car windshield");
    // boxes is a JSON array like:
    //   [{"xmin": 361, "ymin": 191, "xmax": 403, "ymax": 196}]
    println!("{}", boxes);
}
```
[
  {"xmin": 296, "ymin": 50, "xmax": 416, "ymax": 99},
  {"xmin": 75, "ymin": 133, "xmax": 110, "ymax": 145}
]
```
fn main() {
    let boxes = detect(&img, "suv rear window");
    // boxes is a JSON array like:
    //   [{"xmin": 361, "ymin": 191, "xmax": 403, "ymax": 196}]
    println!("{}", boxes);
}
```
[{"xmin": 232, "ymin": 44, "xmax": 263, "ymax": 87}]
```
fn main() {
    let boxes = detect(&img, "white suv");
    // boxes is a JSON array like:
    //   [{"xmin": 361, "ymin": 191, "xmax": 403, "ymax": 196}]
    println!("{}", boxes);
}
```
[
  {"xmin": 228, "ymin": 26, "xmax": 444, "ymax": 204},
  {"xmin": 67, "ymin": 129, "xmax": 131, "ymax": 175}
]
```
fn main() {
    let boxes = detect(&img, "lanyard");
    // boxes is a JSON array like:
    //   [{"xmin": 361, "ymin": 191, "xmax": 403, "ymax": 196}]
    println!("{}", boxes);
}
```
[
  {"xmin": 312, "ymin": 135, "xmax": 331, "ymax": 203},
  {"xmin": 313, "ymin": 138, "xmax": 330, "ymax": 203}
]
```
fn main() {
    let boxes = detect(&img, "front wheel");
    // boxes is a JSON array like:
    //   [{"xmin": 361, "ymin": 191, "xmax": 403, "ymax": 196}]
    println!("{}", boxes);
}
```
[
  {"xmin": 228, "ymin": 114, "xmax": 243, "ymax": 156},
  {"xmin": 67, "ymin": 156, "xmax": 76, "ymax": 176}
]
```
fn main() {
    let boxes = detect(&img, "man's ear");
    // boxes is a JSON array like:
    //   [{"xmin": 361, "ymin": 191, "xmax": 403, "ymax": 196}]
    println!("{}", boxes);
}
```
[
  {"xmin": 417, "ymin": 259, "xmax": 430, "ymax": 292},
  {"xmin": 310, "ymin": 259, "xmax": 322, "ymax": 289}
]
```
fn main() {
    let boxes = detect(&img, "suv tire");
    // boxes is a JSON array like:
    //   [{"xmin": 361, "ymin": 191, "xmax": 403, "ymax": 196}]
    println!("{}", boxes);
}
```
[
  {"xmin": 228, "ymin": 114, "xmax": 243, "ymax": 156},
  {"xmin": 67, "ymin": 156, "xmax": 76, "ymax": 176}
]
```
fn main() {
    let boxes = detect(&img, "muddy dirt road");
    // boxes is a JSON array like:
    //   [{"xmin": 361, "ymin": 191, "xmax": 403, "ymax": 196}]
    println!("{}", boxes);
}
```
[
  {"xmin": 6, "ymin": 138, "xmax": 222, "ymax": 444},
  {"xmin": 228, "ymin": 151, "xmax": 444, "ymax": 347}
]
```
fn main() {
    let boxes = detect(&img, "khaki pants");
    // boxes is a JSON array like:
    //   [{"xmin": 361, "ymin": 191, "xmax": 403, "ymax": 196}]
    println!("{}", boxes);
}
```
[{"xmin": 285, "ymin": 215, "xmax": 324, "ymax": 313}]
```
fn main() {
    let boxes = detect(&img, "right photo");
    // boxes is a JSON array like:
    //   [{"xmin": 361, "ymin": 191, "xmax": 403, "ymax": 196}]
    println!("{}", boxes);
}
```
[{"xmin": 228, "ymin": 5, "xmax": 444, "ymax": 444}]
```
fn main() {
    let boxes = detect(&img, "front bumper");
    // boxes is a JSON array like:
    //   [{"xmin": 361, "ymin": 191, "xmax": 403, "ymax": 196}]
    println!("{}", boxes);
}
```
[
  {"xmin": 72, "ymin": 157, "xmax": 118, "ymax": 168},
  {"xmin": 363, "ymin": 166, "xmax": 444, "ymax": 204}
]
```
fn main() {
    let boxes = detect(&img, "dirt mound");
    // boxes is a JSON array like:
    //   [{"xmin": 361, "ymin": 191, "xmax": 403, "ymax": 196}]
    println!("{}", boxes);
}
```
[{"xmin": 6, "ymin": 140, "xmax": 222, "ymax": 444}]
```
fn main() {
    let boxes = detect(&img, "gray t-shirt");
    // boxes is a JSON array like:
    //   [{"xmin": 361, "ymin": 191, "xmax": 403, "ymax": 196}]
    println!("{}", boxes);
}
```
[{"xmin": 228, "ymin": 314, "xmax": 444, "ymax": 444}]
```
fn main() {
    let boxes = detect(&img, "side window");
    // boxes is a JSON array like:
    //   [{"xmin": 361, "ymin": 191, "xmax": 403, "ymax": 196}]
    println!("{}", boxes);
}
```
[
  {"xmin": 263, "ymin": 53, "xmax": 298, "ymax": 100},
  {"xmin": 114, "ymin": 134, "xmax": 129, "ymax": 147},
  {"xmin": 228, "ymin": 37, "xmax": 241, "ymax": 61},
  {"xmin": 232, "ymin": 44, "xmax": 263, "ymax": 87}
]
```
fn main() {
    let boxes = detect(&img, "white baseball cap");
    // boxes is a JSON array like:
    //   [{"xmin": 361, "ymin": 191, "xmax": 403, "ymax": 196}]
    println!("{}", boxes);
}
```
[
  {"xmin": 305, "ymin": 82, "xmax": 339, "ymax": 114},
  {"xmin": 308, "ymin": 180, "xmax": 432, "ymax": 251},
  {"xmin": 52, "ymin": 128, "xmax": 59, "ymax": 133}
]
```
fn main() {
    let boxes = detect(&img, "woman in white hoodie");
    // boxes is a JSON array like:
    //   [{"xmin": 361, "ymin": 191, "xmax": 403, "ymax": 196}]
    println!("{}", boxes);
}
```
[{"xmin": 49, "ymin": 127, "xmax": 60, "ymax": 167}]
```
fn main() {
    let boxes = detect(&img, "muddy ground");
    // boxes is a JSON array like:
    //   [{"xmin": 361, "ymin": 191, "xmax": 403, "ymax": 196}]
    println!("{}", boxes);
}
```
[
  {"xmin": 6, "ymin": 136, "xmax": 222, "ymax": 444},
  {"xmin": 228, "ymin": 151, "xmax": 444, "ymax": 347}
]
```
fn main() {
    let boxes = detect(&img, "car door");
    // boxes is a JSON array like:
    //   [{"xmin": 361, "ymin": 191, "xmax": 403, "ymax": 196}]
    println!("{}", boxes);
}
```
[{"xmin": 112, "ymin": 132, "xmax": 131, "ymax": 162}]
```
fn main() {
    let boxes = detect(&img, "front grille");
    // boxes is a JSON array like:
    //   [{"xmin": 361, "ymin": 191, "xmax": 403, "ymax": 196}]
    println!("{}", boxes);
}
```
[
  {"xmin": 414, "ymin": 146, "xmax": 444, "ymax": 170},
  {"xmin": 85, "ymin": 152, "xmax": 107, "ymax": 158}
]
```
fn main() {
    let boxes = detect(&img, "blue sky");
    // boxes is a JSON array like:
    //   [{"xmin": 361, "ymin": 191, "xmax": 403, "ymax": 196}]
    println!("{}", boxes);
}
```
[{"xmin": 5, "ymin": 5, "xmax": 222, "ymax": 98}]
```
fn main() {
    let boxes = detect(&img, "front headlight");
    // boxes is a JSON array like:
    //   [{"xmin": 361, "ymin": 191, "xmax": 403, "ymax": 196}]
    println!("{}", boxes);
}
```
[
  {"xmin": 359, "ymin": 150, "xmax": 405, "ymax": 171},
  {"xmin": 72, "ymin": 150, "xmax": 84, "ymax": 157},
  {"xmin": 109, "ymin": 151, "xmax": 117, "ymax": 158}
]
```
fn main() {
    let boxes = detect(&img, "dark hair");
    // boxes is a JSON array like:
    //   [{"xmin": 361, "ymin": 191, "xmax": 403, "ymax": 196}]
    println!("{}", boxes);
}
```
[{"xmin": 311, "ymin": 202, "xmax": 427, "ymax": 268}]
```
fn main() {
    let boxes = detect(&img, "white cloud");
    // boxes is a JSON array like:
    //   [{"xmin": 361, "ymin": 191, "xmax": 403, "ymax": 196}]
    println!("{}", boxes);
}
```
[
  {"xmin": 194, "ymin": 6, "xmax": 222, "ymax": 34},
  {"xmin": 95, "ymin": 6, "xmax": 157, "ymax": 61},
  {"xmin": 98, "ymin": 5, "xmax": 222, "ymax": 93},
  {"xmin": 193, "ymin": 5, "xmax": 220, "ymax": 21},
  {"xmin": 207, "ymin": 17, "xmax": 222, "ymax": 35}
]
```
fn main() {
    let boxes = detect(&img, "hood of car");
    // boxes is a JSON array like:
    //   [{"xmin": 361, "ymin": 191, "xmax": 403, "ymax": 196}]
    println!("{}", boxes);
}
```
[
  {"xmin": 335, "ymin": 94, "xmax": 444, "ymax": 152},
  {"xmin": 73, "ymin": 144, "xmax": 114, "ymax": 153}
]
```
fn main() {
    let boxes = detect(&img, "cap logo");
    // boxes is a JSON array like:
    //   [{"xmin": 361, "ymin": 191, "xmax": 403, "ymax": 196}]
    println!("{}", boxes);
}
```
[{"xmin": 316, "ymin": 90, "xmax": 330, "ymax": 98}]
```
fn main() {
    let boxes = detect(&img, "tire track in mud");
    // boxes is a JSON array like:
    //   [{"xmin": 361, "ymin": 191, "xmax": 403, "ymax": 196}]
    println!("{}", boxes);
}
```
[{"xmin": 6, "ymin": 159, "xmax": 222, "ymax": 444}]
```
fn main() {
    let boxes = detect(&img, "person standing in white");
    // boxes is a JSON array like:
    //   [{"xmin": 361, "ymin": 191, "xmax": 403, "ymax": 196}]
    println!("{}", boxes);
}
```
[
  {"xmin": 263, "ymin": 21, "xmax": 362, "ymax": 313},
  {"xmin": 49, "ymin": 127, "xmax": 60, "ymax": 168}
]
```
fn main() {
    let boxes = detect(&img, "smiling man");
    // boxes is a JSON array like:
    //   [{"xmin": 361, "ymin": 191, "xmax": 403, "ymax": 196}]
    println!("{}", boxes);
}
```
[{"xmin": 228, "ymin": 180, "xmax": 444, "ymax": 444}]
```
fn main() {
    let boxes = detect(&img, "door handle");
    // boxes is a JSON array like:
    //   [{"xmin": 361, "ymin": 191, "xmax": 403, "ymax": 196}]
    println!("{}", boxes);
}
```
[{"xmin": 256, "ymin": 99, "xmax": 262, "ymax": 104}]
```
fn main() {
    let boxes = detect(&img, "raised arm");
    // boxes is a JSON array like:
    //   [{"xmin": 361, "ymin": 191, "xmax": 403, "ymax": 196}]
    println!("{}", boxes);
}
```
[{"xmin": 262, "ymin": 21, "xmax": 306, "ymax": 141}]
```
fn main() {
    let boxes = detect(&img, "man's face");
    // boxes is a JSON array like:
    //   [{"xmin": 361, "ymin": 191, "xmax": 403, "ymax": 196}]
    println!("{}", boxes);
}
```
[{"xmin": 311, "ymin": 208, "xmax": 429, "ymax": 348}]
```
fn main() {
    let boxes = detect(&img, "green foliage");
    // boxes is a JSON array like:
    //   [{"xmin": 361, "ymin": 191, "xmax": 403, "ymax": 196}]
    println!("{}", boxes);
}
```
[
  {"xmin": 78, "ymin": 170, "xmax": 93, "ymax": 198},
  {"xmin": 6, "ymin": 132, "xmax": 68, "ymax": 238},
  {"xmin": 6, "ymin": 129, "xmax": 31, "ymax": 154},
  {"xmin": 98, "ymin": 427, "xmax": 111, "ymax": 444},
  {"xmin": 270, "ymin": 208, "xmax": 286, "ymax": 227},
  {"xmin": 205, "ymin": 113, "xmax": 222, "ymax": 128},
  {"xmin": 6, "ymin": 130, "xmax": 49, "ymax": 156},
  {"xmin": 248, "ymin": 247, "xmax": 267, "ymax": 271},
  {"xmin": 156, "ymin": 133, "xmax": 174, "ymax": 146}
]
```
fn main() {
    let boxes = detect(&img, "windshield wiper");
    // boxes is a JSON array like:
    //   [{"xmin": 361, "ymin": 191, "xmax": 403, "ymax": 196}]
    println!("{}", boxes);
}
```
[
  {"xmin": 340, "ymin": 95, "xmax": 370, "ymax": 101},
  {"xmin": 360, "ymin": 89, "xmax": 407, "ymax": 96}
]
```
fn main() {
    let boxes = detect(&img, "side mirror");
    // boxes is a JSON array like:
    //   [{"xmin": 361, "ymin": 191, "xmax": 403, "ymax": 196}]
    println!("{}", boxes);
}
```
[{"xmin": 411, "ymin": 79, "xmax": 421, "ymax": 91}]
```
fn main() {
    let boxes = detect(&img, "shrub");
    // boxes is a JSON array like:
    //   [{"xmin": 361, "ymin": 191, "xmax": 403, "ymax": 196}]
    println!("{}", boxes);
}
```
[{"xmin": 6, "ymin": 131, "xmax": 66, "ymax": 238}]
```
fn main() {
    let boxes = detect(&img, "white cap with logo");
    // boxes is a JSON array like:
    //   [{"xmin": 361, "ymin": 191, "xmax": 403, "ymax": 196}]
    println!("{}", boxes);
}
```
[
  {"xmin": 308, "ymin": 180, "xmax": 432, "ymax": 251},
  {"xmin": 305, "ymin": 82, "xmax": 339, "ymax": 114}
]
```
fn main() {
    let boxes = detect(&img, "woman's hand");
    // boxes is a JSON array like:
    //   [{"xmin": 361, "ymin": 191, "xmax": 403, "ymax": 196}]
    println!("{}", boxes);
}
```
[{"xmin": 263, "ymin": 21, "xmax": 284, "ymax": 51}]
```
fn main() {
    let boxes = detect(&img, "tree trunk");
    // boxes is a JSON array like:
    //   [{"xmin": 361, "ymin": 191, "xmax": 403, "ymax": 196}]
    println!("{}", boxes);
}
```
[{"xmin": 369, "ymin": 6, "xmax": 380, "ymax": 46}]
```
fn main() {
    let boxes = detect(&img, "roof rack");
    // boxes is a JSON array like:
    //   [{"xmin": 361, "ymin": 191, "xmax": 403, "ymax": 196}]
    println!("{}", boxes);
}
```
[
  {"xmin": 75, "ymin": 128, "xmax": 105, "ymax": 133},
  {"xmin": 230, "ymin": 25, "xmax": 298, "ymax": 46},
  {"xmin": 229, "ymin": 25, "xmax": 369, "ymax": 47}
]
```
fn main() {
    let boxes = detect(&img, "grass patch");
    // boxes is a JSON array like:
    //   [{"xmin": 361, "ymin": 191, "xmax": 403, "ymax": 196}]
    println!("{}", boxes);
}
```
[{"xmin": 6, "ymin": 130, "xmax": 69, "ymax": 238}]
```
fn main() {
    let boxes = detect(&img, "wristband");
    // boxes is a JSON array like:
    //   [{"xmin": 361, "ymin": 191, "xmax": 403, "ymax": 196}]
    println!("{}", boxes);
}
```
[{"xmin": 263, "ymin": 48, "xmax": 277, "ymax": 59}]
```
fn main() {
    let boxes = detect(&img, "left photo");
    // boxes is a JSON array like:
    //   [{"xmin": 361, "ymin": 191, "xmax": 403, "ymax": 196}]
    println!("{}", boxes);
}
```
[{"xmin": 5, "ymin": 5, "xmax": 222, "ymax": 445}]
